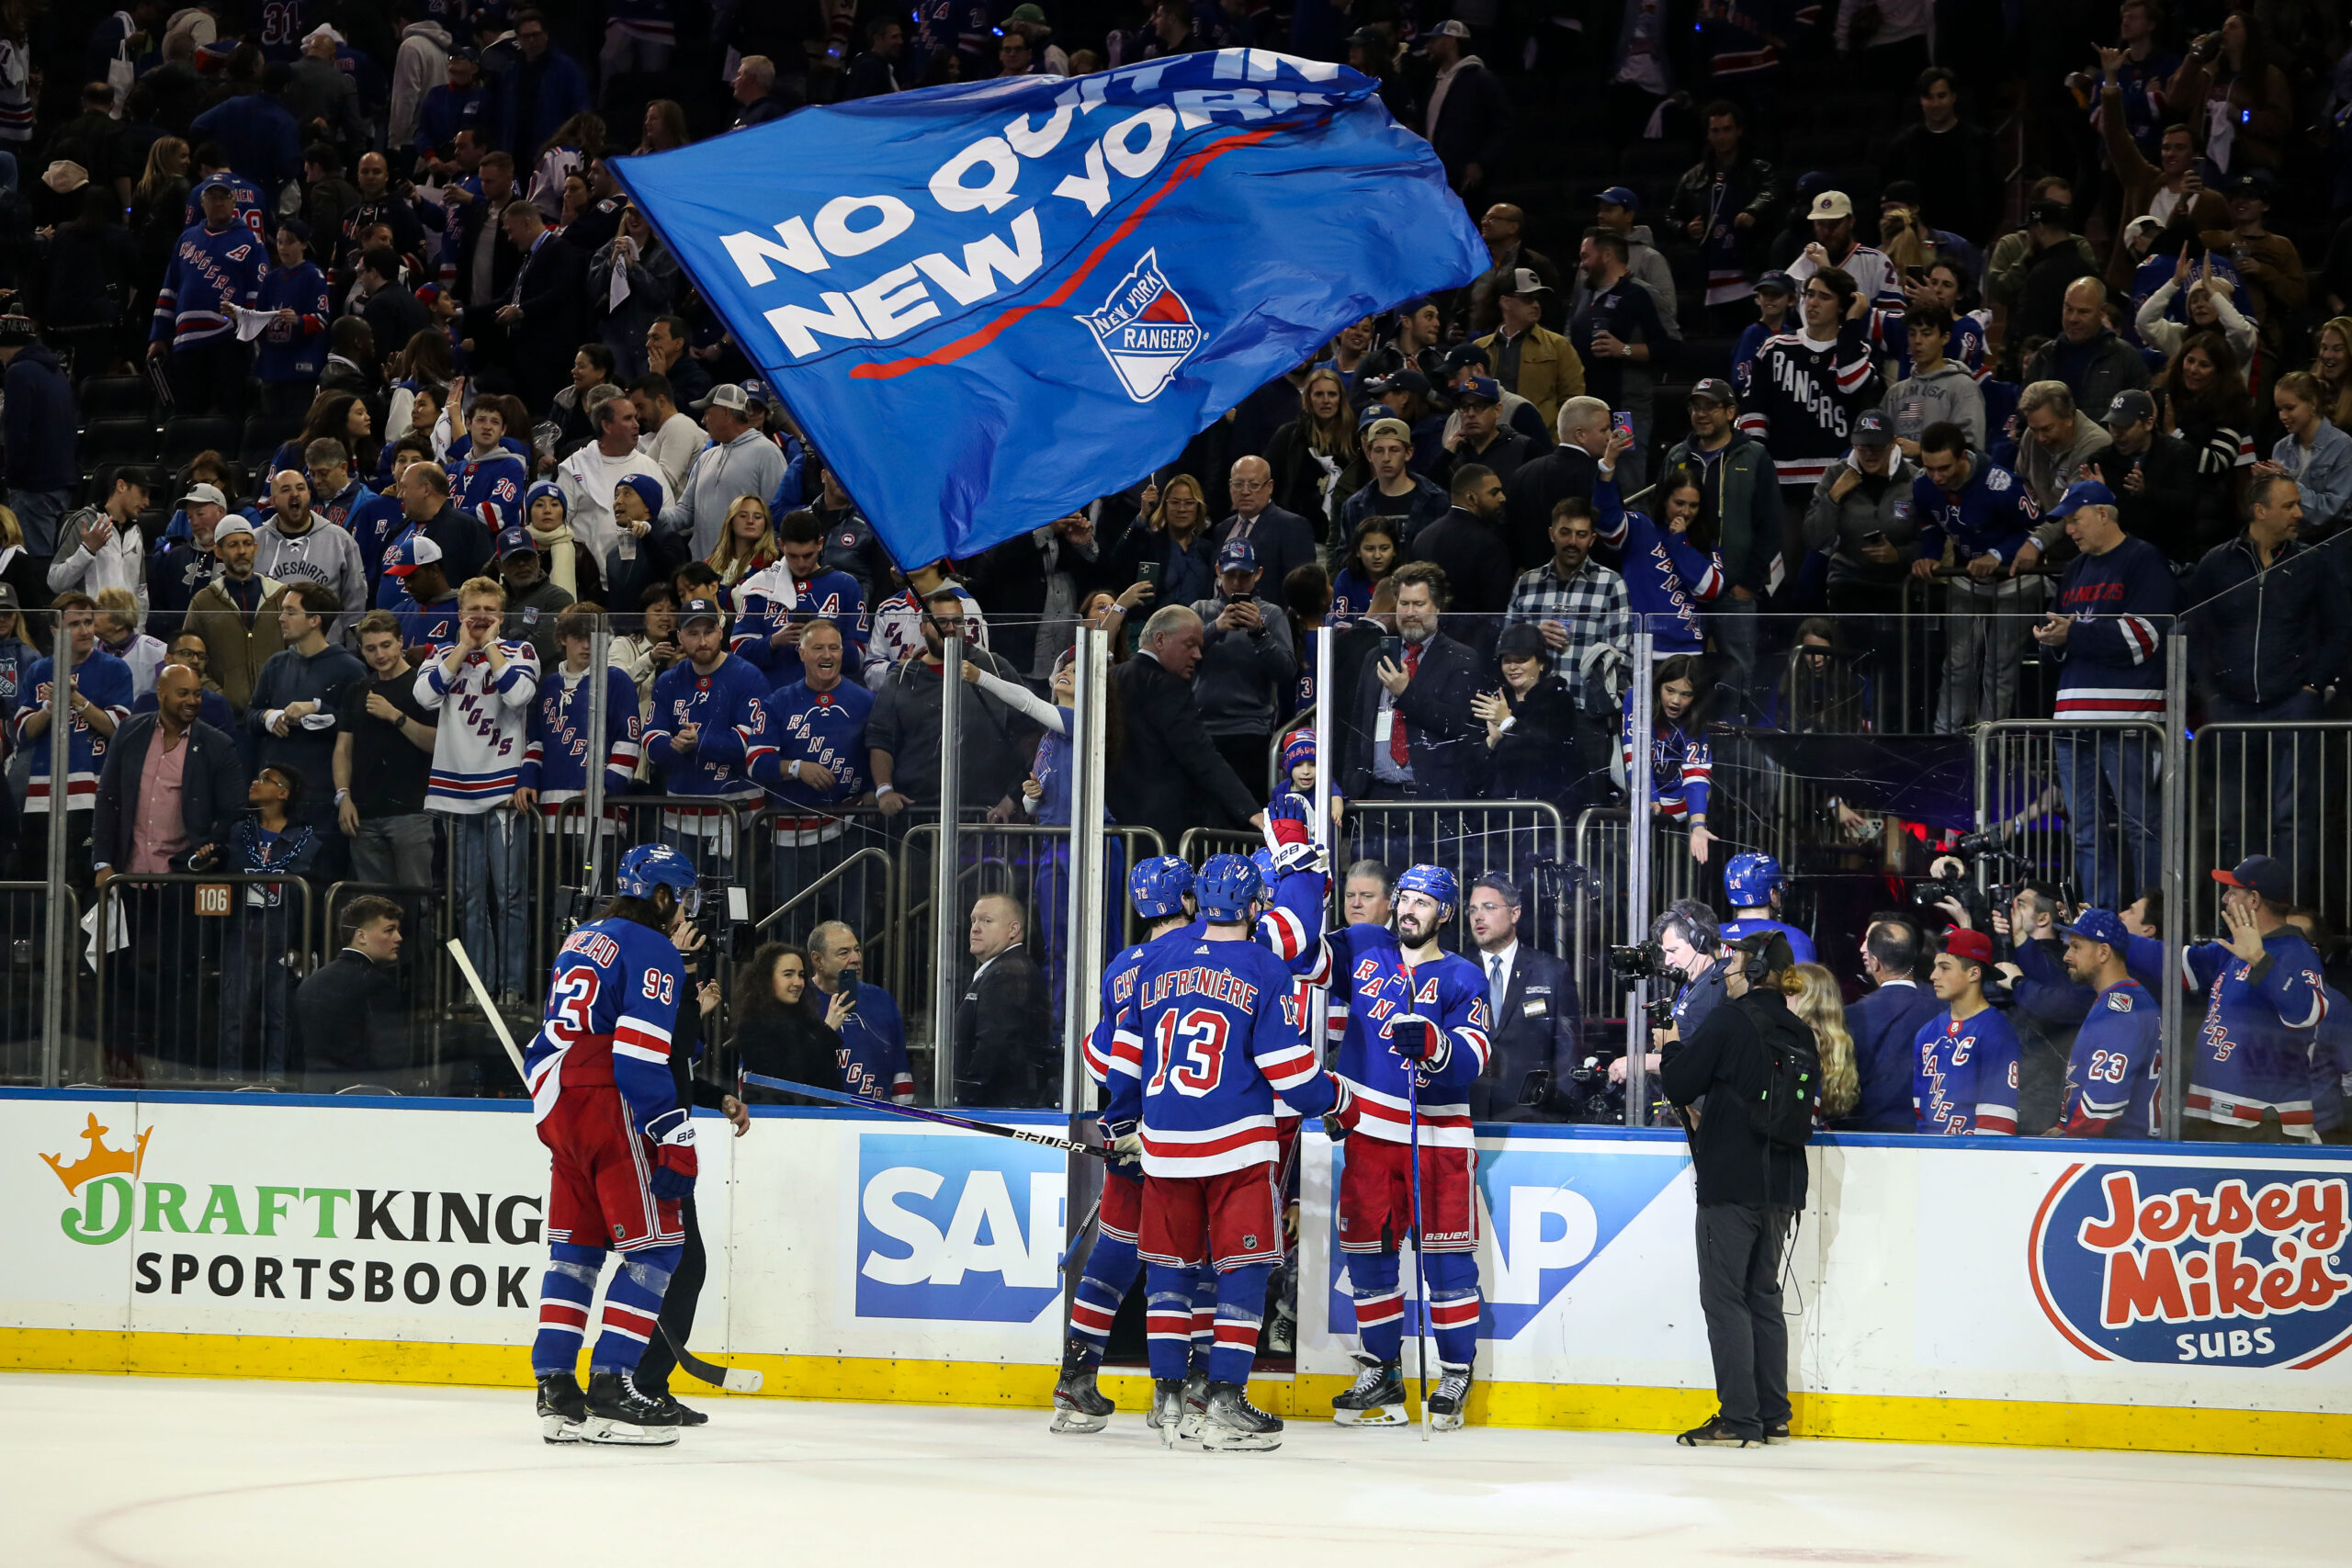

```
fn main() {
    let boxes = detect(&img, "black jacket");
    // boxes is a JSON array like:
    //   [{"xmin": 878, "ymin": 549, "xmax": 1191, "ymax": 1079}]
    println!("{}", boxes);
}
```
[
  {"xmin": 1425, "ymin": 58, "xmax": 1510, "ymax": 188},
  {"xmin": 1485, "ymin": 673, "xmax": 1584, "ymax": 802},
  {"xmin": 1212, "ymin": 505, "xmax": 1317, "ymax": 596},
  {"xmin": 1504, "ymin": 445, "xmax": 1601, "ymax": 571},
  {"xmin": 1408, "ymin": 506, "xmax": 1516, "ymax": 615},
  {"xmin": 506, "ymin": 231, "xmax": 589, "ymax": 397},
  {"xmin": 294, "ymin": 949, "xmax": 410, "ymax": 1086},
  {"xmin": 2184, "ymin": 532, "xmax": 2352, "ymax": 706},
  {"xmin": 1661, "ymin": 987, "xmax": 1810, "ymax": 1209},
  {"xmin": 1108, "ymin": 650, "xmax": 1265, "ymax": 843},
  {"xmin": 90, "ymin": 714, "xmax": 247, "ymax": 875},
  {"xmin": 1340, "ymin": 631, "xmax": 1486, "ymax": 799},
  {"xmin": 2105, "ymin": 431, "xmax": 2214, "ymax": 563},
  {"xmin": 955, "ymin": 946, "xmax": 1051, "ymax": 1108},
  {"xmin": 1665, "ymin": 153, "xmax": 1784, "ymax": 277},
  {"xmin": 1467, "ymin": 942, "xmax": 1582, "ymax": 1122},
  {"xmin": 732, "ymin": 1004, "xmax": 844, "ymax": 1106}
]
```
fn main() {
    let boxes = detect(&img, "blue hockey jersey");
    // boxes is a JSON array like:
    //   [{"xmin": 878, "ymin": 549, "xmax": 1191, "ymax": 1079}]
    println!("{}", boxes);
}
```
[
  {"xmin": 1721, "ymin": 917, "xmax": 1816, "ymax": 964},
  {"xmin": 1911, "ymin": 454, "xmax": 2037, "ymax": 567},
  {"xmin": 729, "ymin": 564, "xmax": 868, "ymax": 689},
  {"xmin": 525, "ymin": 915, "xmax": 687, "ymax": 1136},
  {"xmin": 394, "ymin": 590, "xmax": 462, "ymax": 653},
  {"xmin": 254, "ymin": 261, "xmax": 332, "ymax": 383},
  {"xmin": 2184, "ymin": 931, "xmax": 2330, "ymax": 1139},
  {"xmin": 1108, "ymin": 933, "xmax": 1337, "ymax": 1177},
  {"xmin": 1913, "ymin": 1003, "xmax": 2021, "ymax": 1134},
  {"xmin": 152, "ymin": 221, "xmax": 268, "ymax": 350},
  {"xmin": 645, "ymin": 653, "xmax": 777, "ymax": 800},
  {"xmin": 1620, "ymin": 687, "xmax": 1711, "ymax": 821},
  {"xmin": 2050, "ymin": 536, "xmax": 2174, "ymax": 720},
  {"xmin": 1303, "ymin": 924, "xmax": 1491, "ymax": 1150},
  {"xmin": 519, "ymin": 665, "xmax": 644, "ymax": 815},
  {"xmin": 180, "ymin": 175, "xmax": 268, "ymax": 237},
  {"xmin": 16, "ymin": 649, "xmax": 133, "ymax": 813},
  {"xmin": 2061, "ymin": 978, "xmax": 2162, "ymax": 1137},
  {"xmin": 829, "ymin": 979, "xmax": 915, "ymax": 1104},
  {"xmin": 455, "ymin": 447, "xmax": 528, "ymax": 533},
  {"xmin": 1592, "ymin": 477, "xmax": 1718, "ymax": 653},
  {"xmin": 764, "ymin": 677, "xmax": 874, "ymax": 816}
]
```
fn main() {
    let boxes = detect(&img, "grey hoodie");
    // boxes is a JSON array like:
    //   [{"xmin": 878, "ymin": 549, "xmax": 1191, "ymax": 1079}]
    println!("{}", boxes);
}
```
[
  {"xmin": 254, "ymin": 515, "xmax": 368, "ymax": 642},
  {"xmin": 1883, "ymin": 360, "xmax": 1986, "ymax": 452},
  {"xmin": 2015, "ymin": 410, "xmax": 2112, "ymax": 536}
]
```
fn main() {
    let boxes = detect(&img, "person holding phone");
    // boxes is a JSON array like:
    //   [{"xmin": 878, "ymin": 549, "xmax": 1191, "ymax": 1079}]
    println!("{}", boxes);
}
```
[
  {"xmin": 1568, "ymin": 231, "xmax": 1667, "ymax": 491},
  {"xmin": 1803, "ymin": 411, "xmax": 1922, "ymax": 632}
]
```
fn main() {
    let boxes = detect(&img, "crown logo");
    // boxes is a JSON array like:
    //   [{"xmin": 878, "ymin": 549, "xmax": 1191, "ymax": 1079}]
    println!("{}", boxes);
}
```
[{"xmin": 40, "ymin": 1113, "xmax": 152, "ymax": 1195}]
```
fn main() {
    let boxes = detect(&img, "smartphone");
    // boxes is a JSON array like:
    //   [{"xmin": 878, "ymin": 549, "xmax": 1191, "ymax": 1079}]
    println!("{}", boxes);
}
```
[
  {"xmin": 1610, "ymin": 410, "xmax": 1633, "ymax": 441},
  {"xmin": 1861, "ymin": 529, "xmax": 1889, "ymax": 546},
  {"xmin": 1904, "ymin": 265, "xmax": 1926, "ymax": 282},
  {"xmin": 1381, "ymin": 635, "xmax": 1404, "ymax": 665},
  {"xmin": 838, "ymin": 990, "xmax": 858, "ymax": 1014},
  {"xmin": 1138, "ymin": 559, "xmax": 1162, "ymax": 586}
]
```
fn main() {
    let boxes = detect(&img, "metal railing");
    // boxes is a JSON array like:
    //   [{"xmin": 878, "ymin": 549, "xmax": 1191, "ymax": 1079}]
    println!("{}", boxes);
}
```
[
  {"xmin": 2187, "ymin": 721, "xmax": 2352, "ymax": 931},
  {"xmin": 0, "ymin": 882, "xmax": 79, "ymax": 1085},
  {"xmin": 88, "ymin": 873, "xmax": 318, "ymax": 1090}
]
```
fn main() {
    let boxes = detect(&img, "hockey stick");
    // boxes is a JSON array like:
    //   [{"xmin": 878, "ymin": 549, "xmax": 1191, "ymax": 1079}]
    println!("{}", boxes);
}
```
[
  {"xmin": 452, "ymin": 940, "xmax": 763, "ymax": 1394},
  {"xmin": 1057, "ymin": 1193, "xmax": 1104, "ymax": 1274},
  {"xmin": 1408, "ymin": 1066, "xmax": 1430, "ymax": 1443},
  {"xmin": 740, "ymin": 1072, "xmax": 1115, "ymax": 1159}
]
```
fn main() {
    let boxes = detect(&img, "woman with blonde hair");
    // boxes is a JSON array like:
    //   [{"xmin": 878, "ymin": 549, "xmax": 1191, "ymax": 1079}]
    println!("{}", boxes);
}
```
[
  {"xmin": 1789, "ymin": 963, "xmax": 1860, "ymax": 1123},
  {"xmin": 1264, "ymin": 367, "xmax": 1358, "ymax": 524},
  {"xmin": 707, "ymin": 494, "xmax": 779, "ymax": 587},
  {"xmin": 1134, "ymin": 470, "xmax": 1218, "ymax": 606},
  {"xmin": 2309, "ymin": 317, "xmax": 2352, "ymax": 431}
]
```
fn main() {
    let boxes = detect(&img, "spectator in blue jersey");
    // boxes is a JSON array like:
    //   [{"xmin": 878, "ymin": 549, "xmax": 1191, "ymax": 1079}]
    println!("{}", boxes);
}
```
[
  {"xmin": 2185, "ymin": 472, "xmax": 2346, "ymax": 894},
  {"xmin": 731, "ymin": 509, "xmax": 867, "ymax": 692},
  {"xmin": 1329, "ymin": 514, "xmax": 1402, "ymax": 626},
  {"xmin": 2030, "ymin": 480, "xmax": 2175, "ymax": 911},
  {"xmin": 730, "ymin": 943, "xmax": 856, "ymax": 1105},
  {"xmin": 763, "ymin": 618, "xmax": 873, "ymax": 913},
  {"xmin": 147, "ymin": 175, "xmax": 267, "ymax": 420},
  {"xmin": 1593, "ymin": 434, "xmax": 1721, "ymax": 662},
  {"xmin": 15, "ymin": 593, "xmax": 133, "ymax": 882},
  {"xmin": 254, "ymin": 220, "xmax": 331, "ymax": 415},
  {"xmin": 808, "ymin": 921, "xmax": 913, "ymax": 1104},
  {"xmin": 645, "ymin": 594, "xmax": 779, "ymax": 880},
  {"xmin": 1838, "ymin": 913, "xmax": 1945, "ymax": 1132},
  {"xmin": 2041, "ymin": 909, "xmax": 2161, "ymax": 1138},
  {"xmin": 2187, "ymin": 855, "xmax": 2332, "ymax": 1143},
  {"xmin": 413, "ymin": 48, "xmax": 483, "ymax": 160},
  {"xmin": 452, "ymin": 398, "xmax": 530, "ymax": 533},
  {"xmin": 212, "ymin": 761, "xmax": 320, "ymax": 1080},
  {"xmin": 384, "ymin": 536, "xmax": 462, "ymax": 654},
  {"xmin": 2280, "ymin": 909, "xmax": 2352, "ymax": 1146},
  {"xmin": 1618, "ymin": 653, "xmax": 1714, "ymax": 863},
  {"xmin": 1570, "ymin": 229, "xmax": 1670, "ymax": 492},
  {"xmin": 1916, "ymin": 928, "xmax": 2022, "ymax": 1135},
  {"xmin": 334, "ymin": 611, "xmax": 439, "ymax": 892},
  {"xmin": 1668, "ymin": 102, "xmax": 1784, "ymax": 333},
  {"xmin": 1911, "ymin": 423, "xmax": 2039, "ymax": 732},
  {"xmin": 514, "ymin": 601, "xmax": 639, "ymax": 879}
]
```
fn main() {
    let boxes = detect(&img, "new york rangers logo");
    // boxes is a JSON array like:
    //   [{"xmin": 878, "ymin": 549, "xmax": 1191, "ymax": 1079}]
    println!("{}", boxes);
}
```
[
  {"xmin": 2029, "ymin": 1162, "xmax": 2352, "ymax": 1368},
  {"xmin": 1075, "ymin": 249, "xmax": 1203, "ymax": 403}
]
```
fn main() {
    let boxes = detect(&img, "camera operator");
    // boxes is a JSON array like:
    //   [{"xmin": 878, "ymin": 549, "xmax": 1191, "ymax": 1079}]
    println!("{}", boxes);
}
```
[
  {"xmin": 1988, "ymin": 883, "xmax": 2075, "ymax": 1134},
  {"xmin": 1610, "ymin": 899, "xmax": 1728, "ymax": 1089},
  {"xmin": 1663, "ymin": 931, "xmax": 1810, "ymax": 1449}
]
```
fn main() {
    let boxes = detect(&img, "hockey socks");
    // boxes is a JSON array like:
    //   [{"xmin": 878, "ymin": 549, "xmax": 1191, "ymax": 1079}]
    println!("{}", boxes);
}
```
[
  {"xmin": 591, "ymin": 1242, "xmax": 683, "ymax": 1376},
  {"xmin": 1208, "ymin": 1262, "xmax": 1273, "ymax": 1386},
  {"xmin": 1189, "ymin": 1265, "xmax": 1218, "ymax": 1374},
  {"xmin": 532, "ymin": 1243, "xmax": 605, "ymax": 1377},
  {"xmin": 1425, "ymin": 1251, "xmax": 1482, "ymax": 1371},
  {"xmin": 1144, "ymin": 1268, "xmax": 1197, "ymax": 1383},
  {"xmin": 1069, "ymin": 1230, "xmax": 1141, "ymax": 1364},
  {"xmin": 1346, "ymin": 1251, "xmax": 1405, "ymax": 1364}
]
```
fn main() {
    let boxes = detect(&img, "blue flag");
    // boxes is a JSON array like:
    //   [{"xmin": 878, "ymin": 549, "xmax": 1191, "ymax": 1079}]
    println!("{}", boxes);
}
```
[{"xmin": 613, "ymin": 51, "xmax": 1486, "ymax": 568}]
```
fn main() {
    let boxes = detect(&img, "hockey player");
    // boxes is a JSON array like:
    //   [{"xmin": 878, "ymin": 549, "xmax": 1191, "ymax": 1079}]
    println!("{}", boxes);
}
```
[
  {"xmin": 1720, "ymin": 852, "xmax": 1815, "ymax": 964},
  {"xmin": 1304, "ymin": 863, "xmax": 1493, "ymax": 1431},
  {"xmin": 731, "ymin": 508, "xmax": 868, "ymax": 689},
  {"xmin": 2051, "ymin": 909, "xmax": 2160, "ymax": 1137},
  {"xmin": 527, "ymin": 843, "xmax": 700, "ymax": 1446},
  {"xmin": 1106, "ymin": 854, "xmax": 1351, "ymax": 1452},
  {"xmin": 1054, "ymin": 854, "xmax": 1198, "ymax": 1435},
  {"xmin": 2185, "ymin": 855, "xmax": 2330, "ymax": 1142},
  {"xmin": 1914, "ymin": 928, "xmax": 2021, "ymax": 1135}
]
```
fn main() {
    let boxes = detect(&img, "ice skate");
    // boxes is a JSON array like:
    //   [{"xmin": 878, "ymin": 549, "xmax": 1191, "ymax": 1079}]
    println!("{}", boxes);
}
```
[
  {"xmin": 1198, "ymin": 1382, "xmax": 1283, "ymax": 1452},
  {"xmin": 537, "ymin": 1371, "xmax": 586, "ymax": 1443},
  {"xmin": 1175, "ymin": 1367, "xmax": 1209, "ymax": 1442},
  {"xmin": 1049, "ymin": 1341, "xmax": 1114, "ymax": 1434},
  {"xmin": 582, "ymin": 1371, "xmax": 682, "ymax": 1446},
  {"xmin": 1428, "ymin": 1364, "xmax": 1473, "ymax": 1433},
  {"xmin": 1330, "ymin": 1354, "xmax": 1408, "ymax": 1427},
  {"xmin": 1151, "ymin": 1377, "xmax": 1187, "ymax": 1449}
]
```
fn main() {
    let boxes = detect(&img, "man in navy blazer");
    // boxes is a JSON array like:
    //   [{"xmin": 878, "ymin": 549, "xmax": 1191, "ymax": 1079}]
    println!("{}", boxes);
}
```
[
  {"xmin": 1839, "ymin": 912, "xmax": 1946, "ymax": 1132},
  {"xmin": 1464, "ymin": 874, "xmax": 1583, "ymax": 1121},
  {"xmin": 1340, "ymin": 561, "xmax": 1486, "ymax": 802}
]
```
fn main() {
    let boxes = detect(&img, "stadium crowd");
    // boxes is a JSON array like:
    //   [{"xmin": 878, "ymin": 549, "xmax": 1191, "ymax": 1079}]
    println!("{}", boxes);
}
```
[{"xmin": 1, "ymin": 0, "xmax": 2350, "ymax": 1144}]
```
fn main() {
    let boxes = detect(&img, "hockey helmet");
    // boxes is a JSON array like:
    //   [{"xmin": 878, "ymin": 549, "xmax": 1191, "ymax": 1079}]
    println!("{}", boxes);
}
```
[
  {"xmin": 616, "ymin": 843, "xmax": 699, "ymax": 915},
  {"xmin": 1394, "ymin": 863, "xmax": 1459, "ymax": 919},
  {"xmin": 1724, "ymin": 852, "xmax": 1782, "ymax": 908},
  {"xmin": 1128, "ymin": 854, "xmax": 1195, "ymax": 919},
  {"xmin": 1194, "ymin": 854, "xmax": 1265, "ymax": 923}
]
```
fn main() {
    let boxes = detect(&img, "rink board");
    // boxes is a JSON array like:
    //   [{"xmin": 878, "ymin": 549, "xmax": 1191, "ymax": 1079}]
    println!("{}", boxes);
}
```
[{"xmin": 3, "ymin": 1089, "xmax": 2349, "ymax": 1457}]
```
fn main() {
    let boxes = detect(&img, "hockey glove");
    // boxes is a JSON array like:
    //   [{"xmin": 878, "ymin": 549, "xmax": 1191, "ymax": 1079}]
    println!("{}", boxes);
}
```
[
  {"xmin": 1264, "ymin": 795, "xmax": 1327, "ymax": 876},
  {"xmin": 1385, "ymin": 1014, "xmax": 1451, "ymax": 1072},
  {"xmin": 1104, "ymin": 1117, "xmax": 1143, "ymax": 1165},
  {"xmin": 646, "ymin": 1108, "xmax": 698, "ymax": 1201}
]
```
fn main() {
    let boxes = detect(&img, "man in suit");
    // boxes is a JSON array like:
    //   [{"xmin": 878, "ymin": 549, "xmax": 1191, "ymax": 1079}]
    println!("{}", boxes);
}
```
[
  {"xmin": 1464, "ymin": 874, "xmax": 1581, "ymax": 1122},
  {"xmin": 493, "ymin": 198, "xmax": 587, "ymax": 412},
  {"xmin": 1504, "ymin": 396, "xmax": 1611, "ymax": 571},
  {"xmin": 1107, "ymin": 605, "xmax": 1271, "ymax": 845},
  {"xmin": 1839, "ymin": 912, "xmax": 1945, "ymax": 1132},
  {"xmin": 1215, "ymin": 457, "xmax": 1317, "ymax": 588},
  {"xmin": 954, "ymin": 893, "xmax": 1052, "ymax": 1108},
  {"xmin": 1341, "ymin": 561, "xmax": 1485, "ymax": 803}
]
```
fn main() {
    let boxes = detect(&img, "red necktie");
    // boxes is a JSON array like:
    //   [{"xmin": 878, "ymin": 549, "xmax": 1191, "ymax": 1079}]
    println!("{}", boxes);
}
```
[{"xmin": 1387, "ymin": 644, "xmax": 1421, "ymax": 767}]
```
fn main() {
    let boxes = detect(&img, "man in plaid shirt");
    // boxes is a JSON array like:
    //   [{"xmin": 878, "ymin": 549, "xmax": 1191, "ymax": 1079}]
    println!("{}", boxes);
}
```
[{"xmin": 1505, "ymin": 494, "xmax": 1630, "ymax": 712}]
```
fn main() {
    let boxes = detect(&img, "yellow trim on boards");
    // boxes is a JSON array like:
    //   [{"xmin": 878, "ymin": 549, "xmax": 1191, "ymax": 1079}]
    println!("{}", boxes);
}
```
[{"xmin": 4, "ymin": 1327, "xmax": 2346, "ymax": 1460}]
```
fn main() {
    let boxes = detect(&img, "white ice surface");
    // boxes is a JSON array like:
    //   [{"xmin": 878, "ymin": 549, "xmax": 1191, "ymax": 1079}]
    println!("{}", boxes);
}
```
[{"xmin": 1, "ymin": 1373, "xmax": 2346, "ymax": 1567}]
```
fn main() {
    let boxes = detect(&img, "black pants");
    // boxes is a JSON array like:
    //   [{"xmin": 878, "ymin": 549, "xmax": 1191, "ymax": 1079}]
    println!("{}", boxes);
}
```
[
  {"xmin": 167, "ymin": 337, "xmax": 250, "ymax": 422},
  {"xmin": 632, "ymin": 1192, "xmax": 706, "ymax": 1394},
  {"xmin": 1694, "ymin": 1201, "xmax": 1794, "ymax": 1437}
]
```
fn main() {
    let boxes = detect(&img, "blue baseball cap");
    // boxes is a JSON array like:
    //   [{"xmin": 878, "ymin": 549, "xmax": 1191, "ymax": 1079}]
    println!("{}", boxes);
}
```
[
  {"xmin": 1755, "ymin": 269, "xmax": 1795, "ymax": 296},
  {"xmin": 1456, "ymin": 375, "xmax": 1502, "ymax": 404},
  {"xmin": 1852, "ymin": 408, "xmax": 1893, "ymax": 446},
  {"xmin": 2214, "ymin": 854, "xmax": 2291, "ymax": 903},
  {"xmin": 2059, "ymin": 908, "xmax": 2132, "ymax": 950},
  {"xmin": 195, "ymin": 173, "xmax": 241, "ymax": 198},
  {"xmin": 1216, "ymin": 537, "xmax": 1260, "ymax": 574},
  {"xmin": 1595, "ymin": 185, "xmax": 1639, "ymax": 210},
  {"xmin": 2048, "ymin": 479, "xmax": 2116, "ymax": 518},
  {"xmin": 493, "ymin": 525, "xmax": 536, "ymax": 558}
]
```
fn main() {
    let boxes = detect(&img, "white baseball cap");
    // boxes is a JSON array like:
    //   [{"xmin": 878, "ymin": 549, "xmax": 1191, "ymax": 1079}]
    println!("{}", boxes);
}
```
[{"xmin": 1807, "ymin": 190, "xmax": 1854, "ymax": 221}]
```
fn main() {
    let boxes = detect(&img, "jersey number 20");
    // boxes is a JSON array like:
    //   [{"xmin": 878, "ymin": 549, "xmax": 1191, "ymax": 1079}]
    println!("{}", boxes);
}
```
[{"xmin": 1148, "ymin": 1008, "xmax": 1229, "ymax": 1098}]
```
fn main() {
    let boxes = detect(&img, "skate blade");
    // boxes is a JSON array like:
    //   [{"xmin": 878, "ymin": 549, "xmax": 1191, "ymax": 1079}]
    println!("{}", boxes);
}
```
[
  {"xmin": 541, "ymin": 1416, "xmax": 584, "ymax": 1444},
  {"xmin": 1331, "ymin": 1404, "xmax": 1408, "ymax": 1427},
  {"xmin": 1048, "ymin": 1408, "xmax": 1111, "ymax": 1435},
  {"xmin": 582, "ymin": 1418, "xmax": 681, "ymax": 1446},
  {"xmin": 1430, "ymin": 1415, "xmax": 1465, "ymax": 1434},
  {"xmin": 1200, "ymin": 1430, "xmax": 1283, "ymax": 1452}
]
